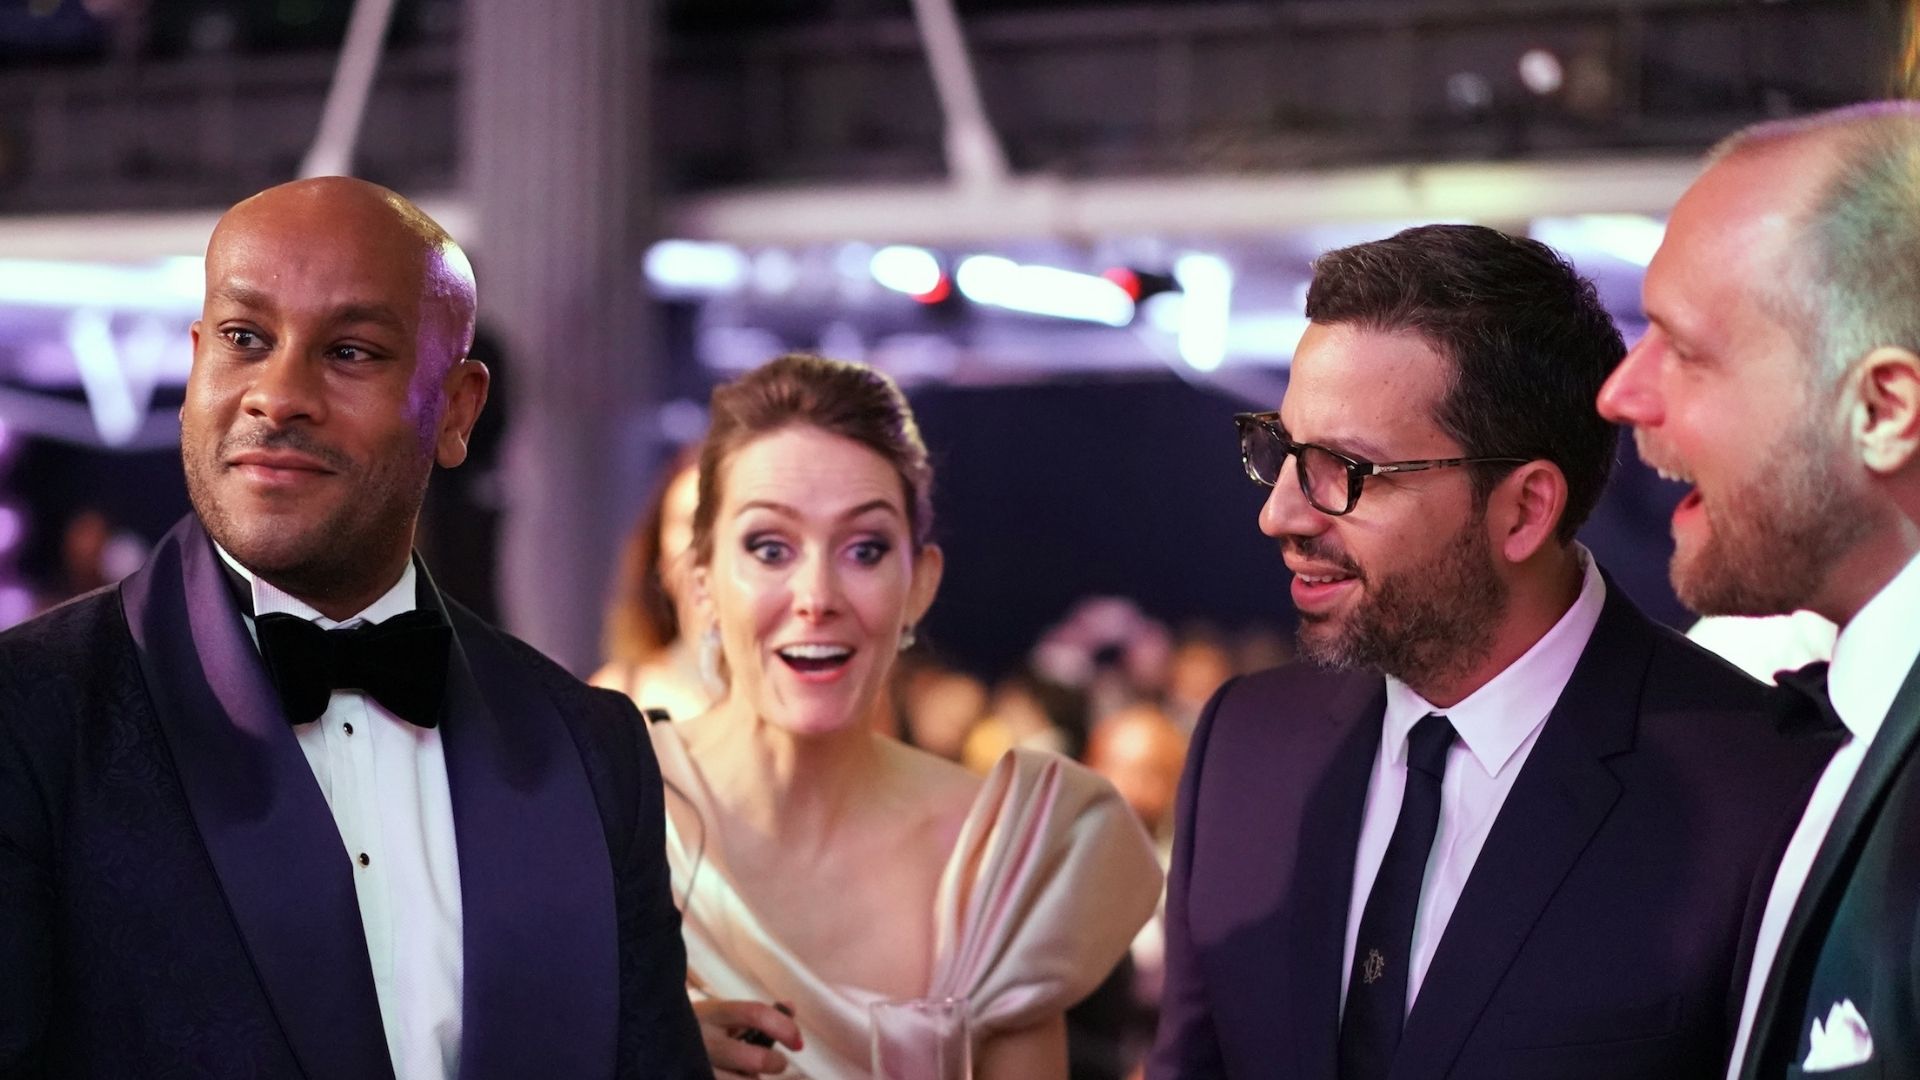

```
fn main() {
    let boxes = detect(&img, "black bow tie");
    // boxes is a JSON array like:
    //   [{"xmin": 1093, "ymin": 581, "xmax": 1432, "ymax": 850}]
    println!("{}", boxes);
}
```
[
  {"xmin": 1773, "ymin": 659, "xmax": 1846, "ymax": 737},
  {"xmin": 255, "ymin": 609, "xmax": 452, "ymax": 728}
]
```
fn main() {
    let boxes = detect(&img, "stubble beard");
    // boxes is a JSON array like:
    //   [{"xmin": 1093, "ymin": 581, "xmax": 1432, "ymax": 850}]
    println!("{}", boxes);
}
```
[
  {"xmin": 1672, "ymin": 424, "xmax": 1871, "ymax": 618},
  {"xmin": 182, "ymin": 420, "xmax": 431, "ymax": 606},
  {"xmin": 1295, "ymin": 515, "xmax": 1509, "ymax": 691}
]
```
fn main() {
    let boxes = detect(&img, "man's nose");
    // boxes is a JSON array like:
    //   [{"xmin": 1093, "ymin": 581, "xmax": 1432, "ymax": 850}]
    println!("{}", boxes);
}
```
[
  {"xmin": 1258, "ymin": 455, "xmax": 1328, "ymax": 541},
  {"xmin": 1597, "ymin": 339, "xmax": 1662, "ymax": 427},
  {"xmin": 240, "ymin": 348, "xmax": 327, "ymax": 426}
]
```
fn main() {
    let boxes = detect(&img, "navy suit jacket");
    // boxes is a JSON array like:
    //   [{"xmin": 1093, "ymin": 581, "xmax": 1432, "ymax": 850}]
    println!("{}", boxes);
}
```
[
  {"xmin": 1148, "ymin": 581, "xmax": 1835, "ymax": 1080},
  {"xmin": 0, "ymin": 516, "xmax": 709, "ymax": 1079},
  {"xmin": 1739, "ymin": 648, "xmax": 1920, "ymax": 1080}
]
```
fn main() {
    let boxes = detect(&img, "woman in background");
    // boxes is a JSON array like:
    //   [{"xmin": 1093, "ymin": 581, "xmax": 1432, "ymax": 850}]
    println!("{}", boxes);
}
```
[
  {"xmin": 593, "ymin": 444, "xmax": 713, "ymax": 720},
  {"xmin": 655, "ymin": 353, "xmax": 1161, "ymax": 1079}
]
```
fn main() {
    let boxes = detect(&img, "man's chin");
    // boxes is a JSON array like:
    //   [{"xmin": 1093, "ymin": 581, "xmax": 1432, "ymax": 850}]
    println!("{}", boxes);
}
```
[
  {"xmin": 204, "ymin": 518, "xmax": 333, "ymax": 580},
  {"xmin": 1672, "ymin": 555, "xmax": 1801, "ymax": 619}
]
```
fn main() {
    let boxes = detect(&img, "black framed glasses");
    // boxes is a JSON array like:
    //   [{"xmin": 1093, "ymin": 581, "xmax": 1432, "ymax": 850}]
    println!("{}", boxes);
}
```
[{"xmin": 1234, "ymin": 411, "xmax": 1530, "ymax": 516}]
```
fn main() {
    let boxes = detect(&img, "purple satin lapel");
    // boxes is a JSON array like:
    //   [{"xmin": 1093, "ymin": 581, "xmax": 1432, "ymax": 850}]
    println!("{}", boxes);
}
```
[
  {"xmin": 121, "ymin": 515, "xmax": 396, "ymax": 1080},
  {"xmin": 429, "ymin": 579, "xmax": 619, "ymax": 1080}
]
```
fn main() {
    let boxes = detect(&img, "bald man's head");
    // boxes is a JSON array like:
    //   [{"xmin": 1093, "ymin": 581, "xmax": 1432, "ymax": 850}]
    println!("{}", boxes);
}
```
[
  {"xmin": 182, "ymin": 176, "xmax": 490, "ymax": 619},
  {"xmin": 208, "ymin": 177, "xmax": 478, "ymax": 371},
  {"xmin": 1707, "ymin": 103, "xmax": 1920, "ymax": 387}
]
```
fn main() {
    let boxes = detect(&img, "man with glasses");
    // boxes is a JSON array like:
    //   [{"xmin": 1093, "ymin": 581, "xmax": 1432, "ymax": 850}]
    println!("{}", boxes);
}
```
[
  {"xmin": 1148, "ymin": 224, "xmax": 1832, "ymax": 1079},
  {"xmin": 1599, "ymin": 104, "xmax": 1920, "ymax": 1080}
]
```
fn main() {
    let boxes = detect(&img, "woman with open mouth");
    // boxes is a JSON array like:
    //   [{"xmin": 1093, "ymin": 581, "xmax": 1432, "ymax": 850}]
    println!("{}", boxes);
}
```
[{"xmin": 648, "ymin": 352, "xmax": 1162, "ymax": 1079}]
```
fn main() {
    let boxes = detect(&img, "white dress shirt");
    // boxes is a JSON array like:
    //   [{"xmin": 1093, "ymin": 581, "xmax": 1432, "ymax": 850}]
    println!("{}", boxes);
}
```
[
  {"xmin": 1687, "ymin": 610, "xmax": 1838, "ymax": 685},
  {"xmin": 1340, "ymin": 550, "xmax": 1607, "ymax": 1014},
  {"xmin": 216, "ymin": 545, "xmax": 465, "ymax": 1080},
  {"xmin": 1726, "ymin": 550, "xmax": 1920, "ymax": 1078}
]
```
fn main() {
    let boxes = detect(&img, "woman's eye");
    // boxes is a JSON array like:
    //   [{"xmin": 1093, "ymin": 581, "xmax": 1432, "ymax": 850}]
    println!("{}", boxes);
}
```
[
  {"xmin": 848, "ymin": 539, "xmax": 891, "ymax": 566},
  {"xmin": 746, "ymin": 537, "xmax": 791, "ymax": 565},
  {"xmin": 328, "ymin": 345, "xmax": 372, "ymax": 362}
]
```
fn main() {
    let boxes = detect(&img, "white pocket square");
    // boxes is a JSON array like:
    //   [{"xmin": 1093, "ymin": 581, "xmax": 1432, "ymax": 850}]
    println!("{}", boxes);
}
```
[{"xmin": 1803, "ymin": 998, "xmax": 1874, "ymax": 1071}]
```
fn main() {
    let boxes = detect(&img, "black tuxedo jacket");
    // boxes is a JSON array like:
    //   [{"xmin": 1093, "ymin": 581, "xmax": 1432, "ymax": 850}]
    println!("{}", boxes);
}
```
[
  {"xmin": 1739, "ymin": 647, "xmax": 1920, "ymax": 1080},
  {"xmin": 0, "ymin": 516, "xmax": 709, "ymax": 1079},
  {"xmin": 1148, "ymin": 582, "xmax": 1835, "ymax": 1079}
]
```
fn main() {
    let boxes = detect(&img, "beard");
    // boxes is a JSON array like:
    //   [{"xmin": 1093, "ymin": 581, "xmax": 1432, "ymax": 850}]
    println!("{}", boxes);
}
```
[
  {"xmin": 1293, "ymin": 513, "xmax": 1509, "ymax": 690},
  {"xmin": 1670, "ymin": 416, "xmax": 1871, "ymax": 617}
]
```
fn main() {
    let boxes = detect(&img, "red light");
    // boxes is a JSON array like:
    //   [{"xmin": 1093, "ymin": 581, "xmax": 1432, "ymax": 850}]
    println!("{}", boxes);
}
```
[
  {"xmin": 1102, "ymin": 267, "xmax": 1142, "ymax": 301},
  {"xmin": 913, "ymin": 275, "xmax": 953, "ymax": 305}
]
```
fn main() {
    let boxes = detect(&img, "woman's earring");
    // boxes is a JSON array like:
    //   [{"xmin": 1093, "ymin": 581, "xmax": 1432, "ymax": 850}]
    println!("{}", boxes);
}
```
[
  {"xmin": 899, "ymin": 623, "xmax": 918, "ymax": 652},
  {"xmin": 698, "ymin": 625, "xmax": 725, "ymax": 692}
]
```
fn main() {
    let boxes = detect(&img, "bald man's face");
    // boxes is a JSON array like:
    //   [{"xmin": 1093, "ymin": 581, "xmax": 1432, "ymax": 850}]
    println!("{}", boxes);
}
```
[
  {"xmin": 1598, "ymin": 144, "xmax": 1867, "ymax": 617},
  {"xmin": 182, "ymin": 187, "xmax": 485, "ymax": 606}
]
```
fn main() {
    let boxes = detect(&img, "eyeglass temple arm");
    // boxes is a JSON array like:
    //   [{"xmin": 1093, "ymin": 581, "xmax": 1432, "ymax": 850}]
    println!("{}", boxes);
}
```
[{"xmin": 1367, "ymin": 456, "xmax": 1529, "ymax": 477}]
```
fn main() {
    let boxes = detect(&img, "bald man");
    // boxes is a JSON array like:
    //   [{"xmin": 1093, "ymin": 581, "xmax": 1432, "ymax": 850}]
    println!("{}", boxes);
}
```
[
  {"xmin": 0, "ymin": 179, "xmax": 708, "ymax": 1079},
  {"xmin": 1599, "ymin": 104, "xmax": 1920, "ymax": 1080}
]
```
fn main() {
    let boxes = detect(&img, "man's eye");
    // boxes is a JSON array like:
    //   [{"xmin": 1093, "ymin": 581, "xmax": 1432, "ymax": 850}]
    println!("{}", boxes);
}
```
[{"xmin": 222, "ymin": 329, "xmax": 264, "ymax": 349}]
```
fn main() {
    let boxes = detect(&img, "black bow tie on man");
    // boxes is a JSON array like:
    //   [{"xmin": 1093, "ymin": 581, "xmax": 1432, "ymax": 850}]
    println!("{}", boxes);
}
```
[
  {"xmin": 1772, "ymin": 660, "xmax": 1846, "ymax": 738},
  {"xmin": 254, "ymin": 609, "xmax": 452, "ymax": 728}
]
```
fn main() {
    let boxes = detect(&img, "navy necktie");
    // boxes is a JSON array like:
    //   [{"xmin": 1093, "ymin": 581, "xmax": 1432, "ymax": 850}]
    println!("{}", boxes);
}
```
[
  {"xmin": 255, "ymin": 609, "xmax": 452, "ymax": 728},
  {"xmin": 1339, "ymin": 712, "xmax": 1457, "ymax": 1080}
]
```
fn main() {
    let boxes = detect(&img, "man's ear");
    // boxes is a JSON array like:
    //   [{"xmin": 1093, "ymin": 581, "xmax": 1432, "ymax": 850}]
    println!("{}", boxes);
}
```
[
  {"xmin": 907, "ymin": 543, "xmax": 945, "ymax": 628},
  {"xmin": 182, "ymin": 320, "xmax": 205, "ymax": 423},
  {"xmin": 1853, "ymin": 346, "xmax": 1920, "ymax": 476},
  {"xmin": 435, "ymin": 359, "xmax": 491, "ymax": 468},
  {"xmin": 1489, "ymin": 460, "xmax": 1569, "ymax": 564}
]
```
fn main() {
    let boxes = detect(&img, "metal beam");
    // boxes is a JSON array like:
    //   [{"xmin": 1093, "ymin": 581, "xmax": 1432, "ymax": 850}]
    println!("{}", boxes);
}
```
[{"xmin": 664, "ymin": 155, "xmax": 1704, "ymax": 244}]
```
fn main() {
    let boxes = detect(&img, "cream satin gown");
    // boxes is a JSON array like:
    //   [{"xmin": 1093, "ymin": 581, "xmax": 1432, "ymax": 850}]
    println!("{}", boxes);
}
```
[{"xmin": 647, "ymin": 725, "xmax": 1163, "ymax": 1079}]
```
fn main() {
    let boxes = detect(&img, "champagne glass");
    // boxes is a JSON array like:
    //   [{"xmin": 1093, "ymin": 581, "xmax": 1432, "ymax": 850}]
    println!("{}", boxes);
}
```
[{"xmin": 869, "ymin": 996, "xmax": 971, "ymax": 1080}]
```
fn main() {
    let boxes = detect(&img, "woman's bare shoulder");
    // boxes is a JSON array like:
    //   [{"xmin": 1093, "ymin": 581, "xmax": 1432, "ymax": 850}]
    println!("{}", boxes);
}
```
[{"xmin": 878, "ymin": 738, "xmax": 984, "ymax": 825}]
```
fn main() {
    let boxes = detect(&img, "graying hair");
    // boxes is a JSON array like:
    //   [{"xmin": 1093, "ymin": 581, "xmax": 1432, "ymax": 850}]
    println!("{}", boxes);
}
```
[{"xmin": 1712, "ymin": 102, "xmax": 1920, "ymax": 393}]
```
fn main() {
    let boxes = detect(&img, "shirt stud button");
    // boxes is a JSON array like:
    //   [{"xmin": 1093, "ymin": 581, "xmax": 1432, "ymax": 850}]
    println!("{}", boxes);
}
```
[
  {"xmin": 343, "ymin": 722, "xmax": 354, "ymax": 735},
  {"xmin": 358, "ymin": 852, "xmax": 371, "ymax": 867}
]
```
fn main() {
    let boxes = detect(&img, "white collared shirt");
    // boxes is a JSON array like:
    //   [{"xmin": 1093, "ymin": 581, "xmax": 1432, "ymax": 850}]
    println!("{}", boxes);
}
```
[
  {"xmin": 1340, "ymin": 549, "xmax": 1608, "ymax": 1014},
  {"xmin": 215, "ymin": 544, "xmax": 464, "ymax": 1080},
  {"xmin": 1726, "ymin": 550, "xmax": 1920, "ymax": 1078}
]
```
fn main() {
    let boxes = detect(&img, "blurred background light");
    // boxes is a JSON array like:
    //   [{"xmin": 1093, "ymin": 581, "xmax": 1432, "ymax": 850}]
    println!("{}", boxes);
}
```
[
  {"xmin": 1530, "ymin": 213, "xmax": 1668, "ymax": 267},
  {"xmin": 1173, "ymin": 253, "xmax": 1233, "ymax": 372},
  {"xmin": 643, "ymin": 240, "xmax": 748, "ymax": 295},
  {"xmin": 954, "ymin": 256, "xmax": 1134, "ymax": 327}
]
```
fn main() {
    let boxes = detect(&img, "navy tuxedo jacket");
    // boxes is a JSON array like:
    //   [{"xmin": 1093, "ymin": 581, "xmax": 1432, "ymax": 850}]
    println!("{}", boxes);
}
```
[
  {"xmin": 1148, "ymin": 582, "xmax": 1835, "ymax": 1080},
  {"xmin": 1739, "ymin": 648, "xmax": 1920, "ymax": 1080},
  {"xmin": 0, "ymin": 516, "xmax": 709, "ymax": 1079}
]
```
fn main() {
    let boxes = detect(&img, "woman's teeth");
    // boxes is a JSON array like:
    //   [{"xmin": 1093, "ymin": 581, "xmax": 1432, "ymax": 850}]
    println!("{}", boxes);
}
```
[
  {"xmin": 778, "ymin": 644, "xmax": 851, "ymax": 661},
  {"xmin": 777, "ymin": 644, "xmax": 853, "ymax": 672}
]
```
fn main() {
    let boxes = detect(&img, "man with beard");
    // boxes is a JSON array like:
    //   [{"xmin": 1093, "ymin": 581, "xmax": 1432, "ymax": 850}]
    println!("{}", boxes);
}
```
[
  {"xmin": 1148, "ymin": 224, "xmax": 1834, "ymax": 1080},
  {"xmin": 1598, "ymin": 104, "xmax": 1920, "ymax": 1079},
  {"xmin": 0, "ymin": 177, "xmax": 709, "ymax": 1078}
]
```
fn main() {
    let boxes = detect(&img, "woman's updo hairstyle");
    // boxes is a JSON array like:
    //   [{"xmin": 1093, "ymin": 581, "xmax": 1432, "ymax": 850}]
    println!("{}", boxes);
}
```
[{"xmin": 691, "ymin": 353, "xmax": 935, "ymax": 566}]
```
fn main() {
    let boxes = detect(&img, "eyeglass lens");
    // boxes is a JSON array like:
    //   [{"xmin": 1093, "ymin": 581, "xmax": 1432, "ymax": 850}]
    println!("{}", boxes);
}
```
[{"xmin": 1242, "ymin": 423, "xmax": 1353, "ymax": 514}]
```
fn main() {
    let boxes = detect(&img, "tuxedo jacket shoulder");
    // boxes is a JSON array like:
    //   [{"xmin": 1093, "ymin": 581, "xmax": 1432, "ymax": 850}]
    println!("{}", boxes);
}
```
[
  {"xmin": 1149, "ymin": 585, "xmax": 1833, "ymax": 1080},
  {"xmin": 0, "ymin": 517, "xmax": 707, "ymax": 1080}
]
